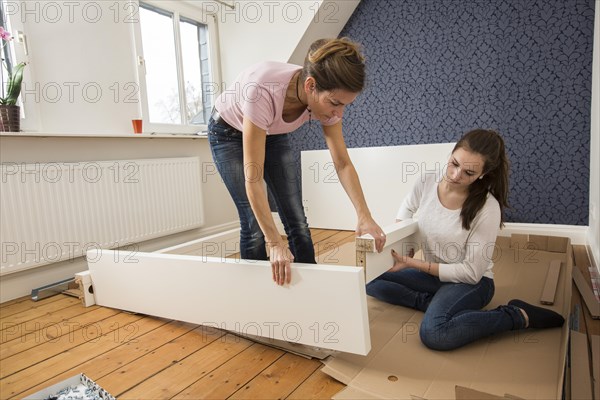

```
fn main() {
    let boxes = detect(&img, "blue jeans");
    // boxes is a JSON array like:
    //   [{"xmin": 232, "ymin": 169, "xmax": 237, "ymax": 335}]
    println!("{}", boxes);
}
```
[
  {"xmin": 208, "ymin": 118, "xmax": 316, "ymax": 263},
  {"xmin": 366, "ymin": 269, "xmax": 526, "ymax": 350}
]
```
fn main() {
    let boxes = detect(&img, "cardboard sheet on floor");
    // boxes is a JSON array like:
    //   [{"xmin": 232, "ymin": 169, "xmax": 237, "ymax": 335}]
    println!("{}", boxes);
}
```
[{"xmin": 323, "ymin": 236, "xmax": 571, "ymax": 399}]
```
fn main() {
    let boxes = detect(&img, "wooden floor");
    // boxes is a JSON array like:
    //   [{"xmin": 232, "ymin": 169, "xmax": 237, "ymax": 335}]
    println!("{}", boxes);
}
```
[
  {"xmin": 0, "ymin": 229, "xmax": 354, "ymax": 400},
  {"xmin": 1, "ymin": 230, "xmax": 597, "ymax": 399}
]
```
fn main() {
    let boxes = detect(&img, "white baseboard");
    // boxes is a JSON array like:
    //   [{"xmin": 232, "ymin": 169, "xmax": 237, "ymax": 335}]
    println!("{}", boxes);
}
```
[{"xmin": 499, "ymin": 223, "xmax": 588, "ymax": 245}]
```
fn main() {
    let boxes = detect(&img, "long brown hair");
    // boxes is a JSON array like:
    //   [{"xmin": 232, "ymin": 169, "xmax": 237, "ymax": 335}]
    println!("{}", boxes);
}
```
[
  {"xmin": 455, "ymin": 129, "xmax": 510, "ymax": 230},
  {"xmin": 300, "ymin": 37, "xmax": 366, "ymax": 93}
]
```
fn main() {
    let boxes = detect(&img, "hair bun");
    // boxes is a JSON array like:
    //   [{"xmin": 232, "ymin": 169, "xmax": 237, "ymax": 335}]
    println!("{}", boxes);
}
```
[{"xmin": 308, "ymin": 37, "xmax": 365, "ymax": 64}]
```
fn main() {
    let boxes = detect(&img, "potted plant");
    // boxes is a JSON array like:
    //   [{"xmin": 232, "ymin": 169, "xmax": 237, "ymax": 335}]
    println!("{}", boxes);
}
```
[{"xmin": 1, "ymin": 26, "xmax": 26, "ymax": 132}]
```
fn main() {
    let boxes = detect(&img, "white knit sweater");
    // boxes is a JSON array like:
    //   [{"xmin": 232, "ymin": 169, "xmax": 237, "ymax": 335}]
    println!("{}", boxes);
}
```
[{"xmin": 397, "ymin": 173, "xmax": 500, "ymax": 284}]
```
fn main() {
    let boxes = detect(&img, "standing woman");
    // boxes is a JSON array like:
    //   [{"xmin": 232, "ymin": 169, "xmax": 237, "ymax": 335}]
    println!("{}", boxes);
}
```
[
  {"xmin": 367, "ymin": 129, "xmax": 564, "ymax": 350},
  {"xmin": 209, "ymin": 38, "xmax": 386, "ymax": 285}
]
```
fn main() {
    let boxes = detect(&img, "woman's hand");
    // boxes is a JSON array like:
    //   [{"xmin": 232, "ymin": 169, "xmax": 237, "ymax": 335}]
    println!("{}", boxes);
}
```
[
  {"xmin": 356, "ymin": 217, "xmax": 386, "ymax": 252},
  {"xmin": 388, "ymin": 248, "xmax": 412, "ymax": 272},
  {"xmin": 269, "ymin": 243, "xmax": 294, "ymax": 285}
]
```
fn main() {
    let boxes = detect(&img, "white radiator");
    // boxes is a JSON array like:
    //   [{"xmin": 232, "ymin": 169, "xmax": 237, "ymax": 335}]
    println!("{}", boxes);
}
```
[{"xmin": 0, "ymin": 157, "xmax": 203, "ymax": 275}]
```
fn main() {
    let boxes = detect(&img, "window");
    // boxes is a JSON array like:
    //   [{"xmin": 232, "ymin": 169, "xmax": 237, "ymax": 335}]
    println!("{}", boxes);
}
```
[
  {"xmin": 0, "ymin": 3, "xmax": 16, "ymax": 86},
  {"xmin": 1, "ymin": 0, "xmax": 38, "ymax": 130},
  {"xmin": 135, "ymin": 1, "xmax": 217, "ymax": 133}
]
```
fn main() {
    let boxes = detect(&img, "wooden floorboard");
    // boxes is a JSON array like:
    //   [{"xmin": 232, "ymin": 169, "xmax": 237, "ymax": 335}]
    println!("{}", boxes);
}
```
[
  {"xmin": 172, "ymin": 343, "xmax": 284, "ymax": 399},
  {"xmin": 286, "ymin": 368, "xmax": 346, "ymax": 399},
  {"xmin": 2, "ymin": 234, "xmax": 596, "ymax": 399},
  {"xmin": 228, "ymin": 353, "xmax": 321, "ymax": 399},
  {"xmin": 0, "ymin": 230, "xmax": 353, "ymax": 399},
  {"xmin": 119, "ymin": 334, "xmax": 254, "ymax": 399},
  {"xmin": 16, "ymin": 320, "xmax": 200, "ymax": 399}
]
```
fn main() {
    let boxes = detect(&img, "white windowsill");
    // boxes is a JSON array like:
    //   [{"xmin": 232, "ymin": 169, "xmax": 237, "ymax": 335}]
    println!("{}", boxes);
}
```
[{"xmin": 0, "ymin": 132, "xmax": 208, "ymax": 139}]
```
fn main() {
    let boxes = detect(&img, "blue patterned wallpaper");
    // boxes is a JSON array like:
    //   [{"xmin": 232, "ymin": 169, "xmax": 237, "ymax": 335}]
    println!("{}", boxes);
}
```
[{"xmin": 289, "ymin": 0, "xmax": 594, "ymax": 225}]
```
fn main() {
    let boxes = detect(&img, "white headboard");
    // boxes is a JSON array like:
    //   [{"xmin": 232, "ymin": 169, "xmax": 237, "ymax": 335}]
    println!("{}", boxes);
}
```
[{"xmin": 301, "ymin": 143, "xmax": 456, "ymax": 230}]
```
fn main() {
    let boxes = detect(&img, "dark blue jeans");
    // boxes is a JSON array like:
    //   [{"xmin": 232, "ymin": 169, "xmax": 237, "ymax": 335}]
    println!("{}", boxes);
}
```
[
  {"xmin": 208, "ymin": 118, "xmax": 316, "ymax": 263},
  {"xmin": 366, "ymin": 269, "xmax": 526, "ymax": 350}
]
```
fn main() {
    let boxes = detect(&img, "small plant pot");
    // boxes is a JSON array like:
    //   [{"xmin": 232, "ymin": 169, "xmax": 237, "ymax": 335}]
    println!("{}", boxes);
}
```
[{"xmin": 0, "ymin": 105, "xmax": 21, "ymax": 132}]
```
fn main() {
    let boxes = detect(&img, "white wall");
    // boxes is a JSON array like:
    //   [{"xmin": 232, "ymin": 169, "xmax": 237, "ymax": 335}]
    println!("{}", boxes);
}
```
[
  {"xmin": 217, "ymin": 0, "xmax": 323, "ymax": 84},
  {"xmin": 589, "ymin": 3, "xmax": 600, "ymax": 271},
  {"xmin": 12, "ymin": 0, "xmax": 140, "ymax": 133},
  {"xmin": 216, "ymin": 1, "xmax": 359, "ymax": 84},
  {"xmin": 287, "ymin": 0, "xmax": 360, "ymax": 65},
  {"xmin": 0, "ymin": 135, "xmax": 238, "ymax": 302}
]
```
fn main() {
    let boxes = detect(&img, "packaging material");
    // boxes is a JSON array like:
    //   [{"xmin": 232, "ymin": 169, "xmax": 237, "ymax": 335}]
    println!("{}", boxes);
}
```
[
  {"xmin": 570, "ymin": 330, "xmax": 593, "ymax": 400},
  {"xmin": 323, "ymin": 235, "xmax": 571, "ymax": 399},
  {"xmin": 22, "ymin": 373, "xmax": 115, "ymax": 400}
]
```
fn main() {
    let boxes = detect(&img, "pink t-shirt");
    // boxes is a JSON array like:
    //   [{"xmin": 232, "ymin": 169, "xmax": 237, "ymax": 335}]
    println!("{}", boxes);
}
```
[{"xmin": 215, "ymin": 61, "xmax": 340, "ymax": 135}]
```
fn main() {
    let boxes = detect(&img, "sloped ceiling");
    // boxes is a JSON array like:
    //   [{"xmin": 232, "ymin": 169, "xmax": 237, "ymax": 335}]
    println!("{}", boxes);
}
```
[
  {"xmin": 211, "ymin": 0, "xmax": 361, "ymax": 83},
  {"xmin": 288, "ymin": 0, "xmax": 361, "ymax": 65}
]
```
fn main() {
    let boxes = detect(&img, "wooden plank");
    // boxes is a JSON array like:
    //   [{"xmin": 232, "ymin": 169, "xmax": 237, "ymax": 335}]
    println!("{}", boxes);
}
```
[
  {"xmin": 229, "ymin": 352, "xmax": 320, "ymax": 399},
  {"xmin": 363, "ymin": 233, "xmax": 419, "ymax": 283},
  {"xmin": 88, "ymin": 250, "xmax": 371, "ymax": 355},
  {"xmin": 15, "ymin": 320, "xmax": 199, "ymax": 399},
  {"xmin": 357, "ymin": 220, "xmax": 418, "ymax": 254},
  {"xmin": 0, "ymin": 295, "xmax": 31, "ymax": 308},
  {"xmin": 0, "ymin": 295, "xmax": 66, "ymax": 319},
  {"xmin": 0, "ymin": 303, "xmax": 105, "ymax": 344},
  {"xmin": 0, "ymin": 306, "xmax": 116, "ymax": 359},
  {"xmin": 0, "ymin": 316, "xmax": 165, "ymax": 399},
  {"xmin": 356, "ymin": 220, "xmax": 419, "ymax": 283},
  {"xmin": 540, "ymin": 260, "xmax": 562, "ymax": 305},
  {"xmin": 118, "ymin": 334, "xmax": 254, "ymax": 399},
  {"xmin": 301, "ymin": 143, "xmax": 455, "ymax": 230},
  {"xmin": 0, "ymin": 296, "xmax": 81, "ymax": 328},
  {"xmin": 157, "ymin": 228, "xmax": 240, "ymax": 256},
  {"xmin": 95, "ymin": 325, "xmax": 224, "ymax": 397},
  {"xmin": 573, "ymin": 267, "xmax": 600, "ymax": 319},
  {"xmin": 172, "ymin": 343, "xmax": 284, "ymax": 399},
  {"xmin": 287, "ymin": 368, "xmax": 346, "ymax": 399},
  {"xmin": 570, "ymin": 330, "xmax": 593, "ymax": 400},
  {"xmin": 0, "ymin": 312, "xmax": 143, "ymax": 379}
]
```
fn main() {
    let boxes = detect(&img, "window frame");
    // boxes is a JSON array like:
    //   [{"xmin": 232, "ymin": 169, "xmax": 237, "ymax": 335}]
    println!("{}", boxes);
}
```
[
  {"xmin": 133, "ymin": 0, "xmax": 221, "ymax": 134},
  {"xmin": 1, "ymin": 0, "xmax": 41, "ymax": 132}
]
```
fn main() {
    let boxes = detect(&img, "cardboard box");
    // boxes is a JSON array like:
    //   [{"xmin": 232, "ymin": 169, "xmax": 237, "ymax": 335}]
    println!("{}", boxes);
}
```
[{"xmin": 323, "ymin": 235, "xmax": 571, "ymax": 399}]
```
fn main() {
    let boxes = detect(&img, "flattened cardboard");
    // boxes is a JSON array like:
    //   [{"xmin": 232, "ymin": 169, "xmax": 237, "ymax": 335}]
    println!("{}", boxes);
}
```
[
  {"xmin": 327, "ymin": 235, "xmax": 571, "ymax": 399},
  {"xmin": 570, "ymin": 330, "xmax": 593, "ymax": 400},
  {"xmin": 322, "ymin": 297, "xmax": 414, "ymax": 385},
  {"xmin": 591, "ymin": 334, "xmax": 600, "ymax": 400},
  {"xmin": 510, "ymin": 234, "xmax": 529, "ymax": 249},
  {"xmin": 541, "ymin": 260, "xmax": 562, "ymax": 305},
  {"xmin": 573, "ymin": 267, "xmax": 600, "ymax": 319},
  {"xmin": 547, "ymin": 236, "xmax": 570, "ymax": 253},
  {"xmin": 455, "ymin": 385, "xmax": 523, "ymax": 400},
  {"xmin": 529, "ymin": 235, "xmax": 549, "ymax": 251}
]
